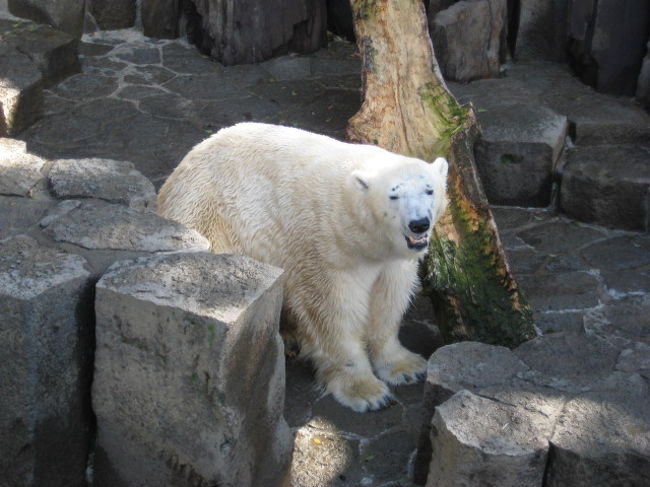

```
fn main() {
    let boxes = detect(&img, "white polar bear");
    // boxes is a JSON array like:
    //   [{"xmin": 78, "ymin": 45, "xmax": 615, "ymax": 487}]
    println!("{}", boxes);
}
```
[{"xmin": 158, "ymin": 123, "xmax": 448, "ymax": 412}]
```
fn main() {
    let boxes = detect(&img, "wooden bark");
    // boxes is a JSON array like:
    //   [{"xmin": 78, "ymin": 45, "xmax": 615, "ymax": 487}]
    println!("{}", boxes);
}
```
[{"xmin": 348, "ymin": 0, "xmax": 535, "ymax": 347}]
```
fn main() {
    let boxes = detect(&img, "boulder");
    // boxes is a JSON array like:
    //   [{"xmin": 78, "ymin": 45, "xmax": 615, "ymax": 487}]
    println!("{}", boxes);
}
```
[
  {"xmin": 0, "ymin": 235, "xmax": 93, "ymax": 487},
  {"xmin": 86, "ymin": 0, "xmax": 136, "ymax": 30},
  {"xmin": 49, "ymin": 158, "xmax": 157, "ymax": 211},
  {"xmin": 473, "ymin": 103, "xmax": 567, "ymax": 206},
  {"xmin": 184, "ymin": 0, "xmax": 327, "ymax": 65},
  {"xmin": 141, "ymin": 0, "xmax": 180, "ymax": 39},
  {"xmin": 515, "ymin": 0, "xmax": 568, "ymax": 62},
  {"xmin": 637, "ymin": 39, "xmax": 650, "ymax": 109},
  {"xmin": 93, "ymin": 252, "xmax": 292, "ymax": 487},
  {"xmin": 430, "ymin": 0, "xmax": 507, "ymax": 81},
  {"xmin": 40, "ymin": 199, "xmax": 209, "ymax": 252},
  {"xmin": 560, "ymin": 145, "xmax": 650, "ymax": 231},
  {"xmin": 0, "ymin": 138, "xmax": 48, "ymax": 196},
  {"xmin": 8, "ymin": 0, "xmax": 85, "ymax": 37},
  {"xmin": 567, "ymin": 0, "xmax": 650, "ymax": 96},
  {"xmin": 0, "ymin": 43, "xmax": 42, "ymax": 136}
]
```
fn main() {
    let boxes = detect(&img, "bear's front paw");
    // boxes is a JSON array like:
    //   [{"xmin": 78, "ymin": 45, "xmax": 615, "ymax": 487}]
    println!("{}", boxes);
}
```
[
  {"xmin": 327, "ymin": 370, "xmax": 393, "ymax": 413},
  {"xmin": 373, "ymin": 349, "xmax": 427, "ymax": 385}
]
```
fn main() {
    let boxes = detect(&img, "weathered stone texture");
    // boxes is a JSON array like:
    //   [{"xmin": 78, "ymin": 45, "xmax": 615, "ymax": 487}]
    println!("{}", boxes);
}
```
[
  {"xmin": 637, "ymin": 39, "xmax": 650, "ymax": 109},
  {"xmin": 430, "ymin": 0, "xmax": 507, "ymax": 81},
  {"xmin": 0, "ymin": 138, "xmax": 48, "ymax": 196},
  {"xmin": 8, "ymin": 0, "xmax": 85, "ymax": 37},
  {"xmin": 40, "ymin": 199, "xmax": 209, "ymax": 252},
  {"xmin": 49, "ymin": 158, "xmax": 157, "ymax": 210},
  {"xmin": 515, "ymin": 0, "xmax": 568, "ymax": 61},
  {"xmin": 93, "ymin": 252, "xmax": 292, "ymax": 487},
  {"xmin": 86, "ymin": 0, "xmax": 136, "ymax": 30},
  {"xmin": 141, "ymin": 0, "xmax": 181, "ymax": 39},
  {"xmin": 0, "ymin": 235, "xmax": 93, "ymax": 487}
]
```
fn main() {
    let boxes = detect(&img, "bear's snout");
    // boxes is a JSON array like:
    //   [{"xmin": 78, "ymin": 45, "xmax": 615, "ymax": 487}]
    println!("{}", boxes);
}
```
[{"xmin": 408, "ymin": 217, "xmax": 430, "ymax": 234}]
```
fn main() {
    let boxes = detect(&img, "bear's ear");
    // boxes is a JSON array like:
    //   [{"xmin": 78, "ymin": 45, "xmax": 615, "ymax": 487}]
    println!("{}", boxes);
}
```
[
  {"xmin": 430, "ymin": 157, "xmax": 449, "ymax": 181},
  {"xmin": 350, "ymin": 170, "xmax": 371, "ymax": 191}
]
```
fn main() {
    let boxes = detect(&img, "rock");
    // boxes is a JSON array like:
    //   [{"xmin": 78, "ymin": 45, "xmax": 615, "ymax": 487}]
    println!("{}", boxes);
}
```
[
  {"xmin": 0, "ymin": 19, "xmax": 80, "ymax": 87},
  {"xmin": 0, "ymin": 43, "xmax": 42, "ymax": 136},
  {"xmin": 517, "ymin": 270, "xmax": 604, "ymax": 313},
  {"xmin": 413, "ymin": 342, "xmax": 530, "ymax": 484},
  {"xmin": 0, "ymin": 196, "xmax": 55, "ymax": 240},
  {"xmin": 185, "ymin": 0, "xmax": 326, "ymax": 65},
  {"xmin": 93, "ymin": 252, "xmax": 292, "ymax": 487},
  {"xmin": 86, "ymin": 0, "xmax": 136, "ymax": 30},
  {"xmin": 430, "ymin": 0, "xmax": 507, "ymax": 82},
  {"xmin": 40, "ymin": 199, "xmax": 210, "ymax": 252},
  {"xmin": 560, "ymin": 145, "xmax": 650, "ymax": 231},
  {"xmin": 567, "ymin": 0, "xmax": 650, "ymax": 96},
  {"xmin": 584, "ymin": 298, "xmax": 650, "ymax": 344},
  {"xmin": 473, "ymin": 103, "xmax": 568, "ymax": 206},
  {"xmin": 637, "ymin": 39, "xmax": 650, "ymax": 109},
  {"xmin": 0, "ymin": 235, "xmax": 93, "ymax": 487},
  {"xmin": 141, "ymin": 0, "xmax": 180, "ymax": 39},
  {"xmin": 49, "ymin": 158, "xmax": 157, "ymax": 211},
  {"xmin": 8, "ymin": 0, "xmax": 85, "ymax": 37},
  {"xmin": 426, "ymin": 388, "xmax": 560, "ymax": 487},
  {"xmin": 515, "ymin": 0, "xmax": 568, "ymax": 62},
  {"xmin": 0, "ymin": 138, "xmax": 48, "ymax": 196},
  {"xmin": 325, "ymin": 0, "xmax": 355, "ymax": 42},
  {"xmin": 545, "ymin": 388, "xmax": 650, "ymax": 487}
]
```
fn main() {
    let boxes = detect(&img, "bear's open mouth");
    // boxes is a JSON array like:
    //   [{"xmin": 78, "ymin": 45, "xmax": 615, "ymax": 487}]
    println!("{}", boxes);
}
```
[{"xmin": 405, "ymin": 234, "xmax": 429, "ymax": 251}]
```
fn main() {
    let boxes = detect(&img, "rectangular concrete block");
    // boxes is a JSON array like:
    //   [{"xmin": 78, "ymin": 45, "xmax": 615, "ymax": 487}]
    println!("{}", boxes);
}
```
[
  {"xmin": 0, "ymin": 235, "xmax": 94, "ymax": 487},
  {"xmin": 93, "ymin": 252, "xmax": 292, "ymax": 487}
]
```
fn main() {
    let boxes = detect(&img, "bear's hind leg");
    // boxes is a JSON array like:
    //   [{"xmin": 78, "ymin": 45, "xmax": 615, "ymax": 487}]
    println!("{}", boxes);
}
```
[
  {"xmin": 367, "ymin": 260, "xmax": 428, "ymax": 385},
  {"xmin": 290, "ymin": 270, "xmax": 392, "ymax": 412}
]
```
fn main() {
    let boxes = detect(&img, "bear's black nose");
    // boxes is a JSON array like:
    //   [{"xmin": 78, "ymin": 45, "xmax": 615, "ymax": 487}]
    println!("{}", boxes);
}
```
[{"xmin": 409, "ymin": 217, "xmax": 430, "ymax": 234}]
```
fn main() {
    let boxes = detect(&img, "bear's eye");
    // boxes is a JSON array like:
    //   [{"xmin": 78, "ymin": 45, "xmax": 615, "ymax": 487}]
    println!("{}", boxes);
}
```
[
  {"xmin": 389, "ymin": 195, "xmax": 399, "ymax": 200},
  {"xmin": 425, "ymin": 189, "xmax": 434, "ymax": 196}
]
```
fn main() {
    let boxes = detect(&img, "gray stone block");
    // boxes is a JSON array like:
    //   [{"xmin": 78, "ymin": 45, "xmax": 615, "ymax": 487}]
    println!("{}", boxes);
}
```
[
  {"xmin": 0, "ymin": 43, "xmax": 43, "ymax": 136},
  {"xmin": 637, "ymin": 39, "xmax": 650, "ymax": 109},
  {"xmin": 426, "ymin": 388, "xmax": 560, "ymax": 487},
  {"xmin": 430, "ymin": 0, "xmax": 507, "ymax": 82},
  {"xmin": 141, "ymin": 0, "xmax": 180, "ymax": 39},
  {"xmin": 560, "ymin": 145, "xmax": 650, "ymax": 231},
  {"xmin": 93, "ymin": 252, "xmax": 292, "ymax": 487},
  {"xmin": 0, "ymin": 235, "xmax": 93, "ymax": 487},
  {"xmin": 86, "ymin": 0, "xmax": 136, "ymax": 30},
  {"xmin": 49, "ymin": 158, "xmax": 157, "ymax": 211},
  {"xmin": 0, "ymin": 195, "xmax": 55, "ymax": 240},
  {"xmin": 0, "ymin": 138, "xmax": 48, "ymax": 196},
  {"xmin": 40, "ymin": 199, "xmax": 210, "ymax": 252},
  {"xmin": 474, "ymin": 104, "xmax": 568, "ymax": 206},
  {"xmin": 8, "ymin": 0, "xmax": 85, "ymax": 37},
  {"xmin": 515, "ymin": 0, "xmax": 568, "ymax": 62},
  {"xmin": 0, "ymin": 19, "xmax": 80, "ymax": 87}
]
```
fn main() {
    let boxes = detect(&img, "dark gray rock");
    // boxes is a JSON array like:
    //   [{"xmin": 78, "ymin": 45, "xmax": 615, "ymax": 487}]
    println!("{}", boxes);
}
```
[
  {"xmin": 0, "ymin": 43, "xmax": 42, "ymax": 136},
  {"xmin": 49, "ymin": 158, "xmax": 157, "ymax": 210},
  {"xmin": 567, "ymin": 0, "xmax": 650, "ymax": 96},
  {"xmin": 517, "ymin": 271, "xmax": 604, "ymax": 312},
  {"xmin": 430, "ymin": 0, "xmax": 507, "ymax": 81},
  {"xmin": 93, "ymin": 252, "xmax": 292, "ymax": 487},
  {"xmin": 40, "ymin": 199, "xmax": 210, "ymax": 252},
  {"xmin": 0, "ymin": 235, "xmax": 93, "ymax": 487},
  {"xmin": 584, "ymin": 298, "xmax": 650, "ymax": 344},
  {"xmin": 560, "ymin": 145, "xmax": 650, "ymax": 231},
  {"xmin": 0, "ymin": 19, "xmax": 80, "ymax": 87},
  {"xmin": 580, "ymin": 235, "xmax": 650, "ymax": 271},
  {"xmin": 0, "ymin": 138, "xmax": 48, "ymax": 196},
  {"xmin": 516, "ymin": 0, "xmax": 568, "ymax": 61},
  {"xmin": 86, "ymin": 0, "xmax": 136, "ymax": 30},
  {"xmin": 637, "ymin": 39, "xmax": 650, "ymax": 109},
  {"xmin": 474, "ymin": 104, "xmax": 567, "ymax": 206},
  {"xmin": 516, "ymin": 219, "xmax": 606, "ymax": 254},
  {"xmin": 142, "ymin": 0, "xmax": 180, "ymax": 39},
  {"xmin": 185, "ymin": 0, "xmax": 326, "ymax": 65},
  {"xmin": 8, "ymin": 0, "xmax": 85, "ymax": 37}
]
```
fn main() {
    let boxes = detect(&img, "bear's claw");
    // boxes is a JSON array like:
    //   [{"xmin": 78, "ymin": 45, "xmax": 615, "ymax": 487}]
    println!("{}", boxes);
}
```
[
  {"xmin": 374, "ymin": 350, "xmax": 428, "ymax": 386},
  {"xmin": 328, "ymin": 371, "xmax": 394, "ymax": 412}
]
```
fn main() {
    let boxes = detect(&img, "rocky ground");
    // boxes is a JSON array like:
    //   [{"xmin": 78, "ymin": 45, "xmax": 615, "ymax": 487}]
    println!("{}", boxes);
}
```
[{"xmin": 2, "ymin": 17, "xmax": 649, "ymax": 487}]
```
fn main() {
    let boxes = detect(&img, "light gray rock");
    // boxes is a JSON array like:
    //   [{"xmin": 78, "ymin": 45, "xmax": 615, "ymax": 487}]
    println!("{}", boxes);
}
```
[
  {"xmin": 49, "ymin": 158, "xmax": 157, "ymax": 210},
  {"xmin": 93, "ymin": 252, "xmax": 292, "ymax": 487},
  {"xmin": 473, "ymin": 103, "xmax": 568, "ymax": 206},
  {"xmin": 426, "ymin": 388, "xmax": 560, "ymax": 487},
  {"xmin": 0, "ymin": 195, "xmax": 55, "ymax": 240},
  {"xmin": 0, "ymin": 235, "xmax": 93, "ymax": 487},
  {"xmin": 8, "ymin": 0, "xmax": 85, "ymax": 37},
  {"xmin": 0, "ymin": 43, "xmax": 42, "ymax": 136},
  {"xmin": 560, "ymin": 145, "xmax": 650, "ymax": 232},
  {"xmin": 545, "ymin": 387, "xmax": 650, "ymax": 487},
  {"xmin": 40, "ymin": 199, "xmax": 209, "ymax": 252},
  {"xmin": 430, "ymin": 0, "xmax": 507, "ymax": 81},
  {"xmin": 0, "ymin": 138, "xmax": 48, "ymax": 196}
]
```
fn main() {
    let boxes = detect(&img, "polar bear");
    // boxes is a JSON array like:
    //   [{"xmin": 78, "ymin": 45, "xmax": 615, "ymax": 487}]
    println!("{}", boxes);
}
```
[{"xmin": 158, "ymin": 123, "xmax": 448, "ymax": 412}]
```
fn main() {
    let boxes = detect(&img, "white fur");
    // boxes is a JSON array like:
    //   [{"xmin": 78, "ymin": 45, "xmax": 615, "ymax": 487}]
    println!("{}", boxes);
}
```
[{"xmin": 158, "ymin": 123, "xmax": 448, "ymax": 412}]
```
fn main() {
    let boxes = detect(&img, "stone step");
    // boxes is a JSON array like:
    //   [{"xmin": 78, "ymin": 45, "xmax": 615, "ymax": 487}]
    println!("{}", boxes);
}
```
[{"xmin": 559, "ymin": 144, "xmax": 650, "ymax": 232}]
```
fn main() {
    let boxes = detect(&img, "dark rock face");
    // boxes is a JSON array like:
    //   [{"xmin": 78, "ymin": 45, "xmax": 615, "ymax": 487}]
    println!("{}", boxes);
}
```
[
  {"xmin": 86, "ymin": 0, "xmax": 136, "ymax": 30},
  {"xmin": 326, "ymin": 0, "xmax": 355, "ymax": 42},
  {"xmin": 142, "ymin": 0, "xmax": 181, "ymax": 39},
  {"xmin": 515, "ymin": 0, "xmax": 569, "ymax": 62},
  {"xmin": 8, "ymin": 0, "xmax": 86, "ymax": 37},
  {"xmin": 567, "ymin": 0, "xmax": 650, "ymax": 96},
  {"xmin": 184, "ymin": 0, "xmax": 327, "ymax": 65}
]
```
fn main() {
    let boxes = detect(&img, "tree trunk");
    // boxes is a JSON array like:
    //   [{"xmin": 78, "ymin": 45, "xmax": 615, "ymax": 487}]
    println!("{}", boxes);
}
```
[{"xmin": 347, "ymin": 0, "xmax": 535, "ymax": 347}]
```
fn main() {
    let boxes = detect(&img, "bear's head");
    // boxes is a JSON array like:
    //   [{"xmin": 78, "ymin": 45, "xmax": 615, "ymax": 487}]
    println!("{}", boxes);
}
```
[{"xmin": 351, "ymin": 156, "xmax": 448, "ymax": 259}]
